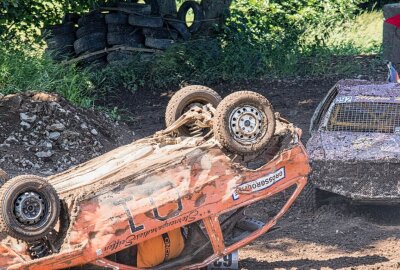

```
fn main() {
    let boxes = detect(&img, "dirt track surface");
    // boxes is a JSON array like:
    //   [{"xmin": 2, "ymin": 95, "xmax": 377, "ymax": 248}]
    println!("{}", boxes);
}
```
[{"xmin": 121, "ymin": 71, "xmax": 400, "ymax": 269}]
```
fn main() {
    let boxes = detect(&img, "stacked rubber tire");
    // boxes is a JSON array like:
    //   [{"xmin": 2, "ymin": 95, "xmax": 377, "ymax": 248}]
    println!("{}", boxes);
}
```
[
  {"xmin": 75, "ymin": 11, "xmax": 108, "ymax": 67},
  {"xmin": 44, "ymin": 1, "xmax": 205, "ymax": 67},
  {"xmin": 43, "ymin": 22, "xmax": 76, "ymax": 62},
  {"xmin": 106, "ymin": 3, "xmax": 147, "ymax": 64}
]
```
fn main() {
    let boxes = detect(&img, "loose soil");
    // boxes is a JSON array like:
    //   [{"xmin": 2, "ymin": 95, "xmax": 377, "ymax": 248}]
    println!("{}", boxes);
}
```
[
  {"xmin": 3, "ymin": 56, "xmax": 400, "ymax": 269},
  {"xmin": 0, "ymin": 92, "xmax": 134, "ymax": 177}
]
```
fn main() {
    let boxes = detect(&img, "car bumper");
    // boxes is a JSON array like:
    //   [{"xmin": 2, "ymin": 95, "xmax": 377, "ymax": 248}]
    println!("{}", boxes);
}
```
[{"xmin": 309, "ymin": 160, "xmax": 400, "ymax": 203}]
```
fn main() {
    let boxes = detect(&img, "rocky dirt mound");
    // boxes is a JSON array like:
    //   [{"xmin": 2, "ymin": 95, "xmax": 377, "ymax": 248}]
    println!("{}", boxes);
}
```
[{"xmin": 0, "ymin": 92, "xmax": 134, "ymax": 176}]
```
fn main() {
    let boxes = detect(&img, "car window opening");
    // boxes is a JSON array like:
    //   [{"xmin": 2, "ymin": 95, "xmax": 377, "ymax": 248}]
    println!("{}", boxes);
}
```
[{"xmin": 327, "ymin": 102, "xmax": 400, "ymax": 133}]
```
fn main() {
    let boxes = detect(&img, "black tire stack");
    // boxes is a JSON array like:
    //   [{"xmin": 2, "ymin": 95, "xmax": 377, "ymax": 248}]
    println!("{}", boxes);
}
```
[
  {"xmin": 74, "ymin": 11, "xmax": 108, "ymax": 67},
  {"xmin": 43, "ymin": 22, "xmax": 76, "ymax": 62},
  {"xmin": 105, "ymin": 5, "xmax": 146, "ymax": 64},
  {"xmin": 44, "ymin": 1, "xmax": 206, "ymax": 67}
]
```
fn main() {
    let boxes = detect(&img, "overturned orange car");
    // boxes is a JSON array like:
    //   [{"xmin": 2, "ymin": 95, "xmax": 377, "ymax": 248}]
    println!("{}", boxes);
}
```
[{"xmin": 0, "ymin": 86, "xmax": 310, "ymax": 269}]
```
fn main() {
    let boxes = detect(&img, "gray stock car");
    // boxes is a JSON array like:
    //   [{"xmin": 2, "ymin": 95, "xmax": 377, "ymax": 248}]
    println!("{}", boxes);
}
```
[{"xmin": 306, "ymin": 79, "xmax": 400, "ymax": 207}]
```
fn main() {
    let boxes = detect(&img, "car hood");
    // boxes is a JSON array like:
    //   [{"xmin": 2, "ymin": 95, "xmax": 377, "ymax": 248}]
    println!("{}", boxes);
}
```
[{"xmin": 307, "ymin": 131, "xmax": 400, "ymax": 161}]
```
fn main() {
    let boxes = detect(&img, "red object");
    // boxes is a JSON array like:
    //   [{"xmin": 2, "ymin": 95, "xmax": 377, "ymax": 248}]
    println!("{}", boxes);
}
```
[{"xmin": 386, "ymin": 14, "xmax": 400, "ymax": 28}]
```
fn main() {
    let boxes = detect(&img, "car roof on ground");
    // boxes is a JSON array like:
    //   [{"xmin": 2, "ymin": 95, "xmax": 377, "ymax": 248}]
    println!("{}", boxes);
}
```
[{"xmin": 335, "ymin": 79, "xmax": 400, "ymax": 98}]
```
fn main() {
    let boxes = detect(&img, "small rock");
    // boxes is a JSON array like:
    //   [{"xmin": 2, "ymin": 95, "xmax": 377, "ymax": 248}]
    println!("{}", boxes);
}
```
[
  {"xmin": 35, "ymin": 151, "xmax": 53, "ymax": 158},
  {"xmin": 80, "ymin": 123, "xmax": 88, "ymax": 129},
  {"xmin": 48, "ymin": 123, "xmax": 65, "ymax": 131},
  {"xmin": 91, "ymin": 129, "xmax": 98, "ymax": 136},
  {"xmin": 0, "ymin": 143, "xmax": 10, "ymax": 151},
  {"xmin": 20, "ymin": 113, "xmax": 37, "ymax": 123},
  {"xmin": 5, "ymin": 136, "xmax": 18, "ymax": 144},
  {"xmin": 20, "ymin": 121, "xmax": 31, "ymax": 129},
  {"xmin": 48, "ymin": 132, "xmax": 61, "ymax": 140}
]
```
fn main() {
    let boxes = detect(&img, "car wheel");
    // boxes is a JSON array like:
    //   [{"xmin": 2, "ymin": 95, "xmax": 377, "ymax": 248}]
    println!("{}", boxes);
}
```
[
  {"xmin": 177, "ymin": 1, "xmax": 204, "ymax": 33},
  {"xmin": 0, "ymin": 175, "xmax": 60, "ymax": 242},
  {"xmin": 0, "ymin": 169, "xmax": 9, "ymax": 187},
  {"xmin": 165, "ymin": 85, "xmax": 222, "ymax": 136},
  {"xmin": 213, "ymin": 91, "xmax": 276, "ymax": 155},
  {"xmin": 74, "ymin": 33, "xmax": 107, "ymax": 55}
]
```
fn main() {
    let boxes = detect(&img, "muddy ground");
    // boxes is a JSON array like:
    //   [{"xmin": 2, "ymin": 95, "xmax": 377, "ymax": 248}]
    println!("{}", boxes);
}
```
[
  {"xmin": 3, "ymin": 56, "xmax": 399, "ymax": 269},
  {"xmin": 119, "ymin": 63, "xmax": 400, "ymax": 270}
]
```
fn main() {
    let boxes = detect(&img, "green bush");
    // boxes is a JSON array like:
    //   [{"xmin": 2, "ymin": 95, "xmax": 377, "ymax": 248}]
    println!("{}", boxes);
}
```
[{"xmin": 0, "ymin": 44, "xmax": 95, "ymax": 107}]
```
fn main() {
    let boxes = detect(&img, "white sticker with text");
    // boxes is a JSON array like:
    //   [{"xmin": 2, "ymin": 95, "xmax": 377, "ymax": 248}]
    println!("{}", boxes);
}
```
[{"xmin": 232, "ymin": 167, "xmax": 285, "ymax": 200}]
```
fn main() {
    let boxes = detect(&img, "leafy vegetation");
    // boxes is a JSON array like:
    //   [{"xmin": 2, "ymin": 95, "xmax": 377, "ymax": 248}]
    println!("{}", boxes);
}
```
[
  {"xmin": 0, "ymin": 0, "xmax": 385, "ymax": 109},
  {"xmin": 0, "ymin": 44, "xmax": 95, "ymax": 107}
]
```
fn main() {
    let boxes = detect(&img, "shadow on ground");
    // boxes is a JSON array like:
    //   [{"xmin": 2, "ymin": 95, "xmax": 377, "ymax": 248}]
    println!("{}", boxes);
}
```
[{"xmin": 240, "ymin": 255, "xmax": 389, "ymax": 270}]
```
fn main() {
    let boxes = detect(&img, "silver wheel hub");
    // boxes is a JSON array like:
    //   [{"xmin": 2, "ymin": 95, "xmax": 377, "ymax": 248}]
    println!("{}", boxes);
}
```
[
  {"xmin": 14, "ymin": 192, "xmax": 45, "ymax": 225},
  {"xmin": 229, "ymin": 105, "xmax": 264, "ymax": 144}
]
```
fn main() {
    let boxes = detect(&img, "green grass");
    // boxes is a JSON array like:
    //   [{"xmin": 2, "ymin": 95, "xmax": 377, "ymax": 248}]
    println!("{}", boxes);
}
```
[
  {"xmin": 0, "ymin": 45, "xmax": 95, "ymax": 107},
  {"xmin": 0, "ymin": 10, "xmax": 385, "ymax": 110},
  {"xmin": 324, "ymin": 11, "xmax": 383, "ymax": 54}
]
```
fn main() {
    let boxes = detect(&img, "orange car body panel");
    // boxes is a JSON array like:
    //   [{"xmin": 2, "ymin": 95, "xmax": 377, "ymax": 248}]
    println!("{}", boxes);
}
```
[{"xmin": 0, "ymin": 126, "xmax": 310, "ymax": 270}]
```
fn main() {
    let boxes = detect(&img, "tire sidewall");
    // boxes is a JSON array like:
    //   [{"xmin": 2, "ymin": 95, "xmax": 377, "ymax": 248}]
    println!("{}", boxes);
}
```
[
  {"xmin": 165, "ymin": 86, "xmax": 222, "ymax": 136},
  {"xmin": 177, "ymin": 1, "xmax": 204, "ymax": 33},
  {"xmin": 0, "ymin": 176, "xmax": 60, "ymax": 241},
  {"xmin": 215, "ymin": 92, "xmax": 276, "ymax": 154}
]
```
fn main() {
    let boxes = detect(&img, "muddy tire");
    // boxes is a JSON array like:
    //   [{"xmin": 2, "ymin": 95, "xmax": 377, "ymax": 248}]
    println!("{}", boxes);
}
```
[
  {"xmin": 0, "ymin": 175, "xmax": 60, "ymax": 242},
  {"xmin": 213, "ymin": 91, "xmax": 275, "ymax": 155},
  {"xmin": 301, "ymin": 182, "xmax": 318, "ymax": 213},
  {"xmin": 0, "ymin": 169, "xmax": 9, "ymax": 187},
  {"xmin": 165, "ymin": 85, "xmax": 222, "ymax": 136},
  {"xmin": 177, "ymin": 1, "xmax": 203, "ymax": 33}
]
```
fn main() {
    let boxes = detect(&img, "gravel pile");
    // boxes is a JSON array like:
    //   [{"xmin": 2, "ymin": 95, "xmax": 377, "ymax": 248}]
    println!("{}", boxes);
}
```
[{"xmin": 0, "ymin": 92, "xmax": 134, "ymax": 176}]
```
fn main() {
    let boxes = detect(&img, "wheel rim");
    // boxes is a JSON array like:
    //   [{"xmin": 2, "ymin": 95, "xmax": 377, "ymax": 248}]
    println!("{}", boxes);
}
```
[
  {"xmin": 229, "ymin": 105, "xmax": 265, "ymax": 144},
  {"xmin": 14, "ymin": 191, "xmax": 46, "ymax": 225}
]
